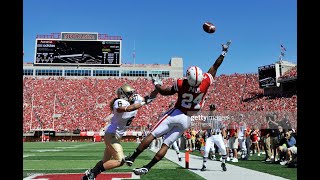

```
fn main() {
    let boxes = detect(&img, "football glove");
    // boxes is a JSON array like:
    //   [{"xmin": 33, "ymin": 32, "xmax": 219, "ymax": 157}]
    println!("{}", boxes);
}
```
[
  {"xmin": 151, "ymin": 74, "xmax": 163, "ymax": 86},
  {"xmin": 221, "ymin": 40, "xmax": 231, "ymax": 56}
]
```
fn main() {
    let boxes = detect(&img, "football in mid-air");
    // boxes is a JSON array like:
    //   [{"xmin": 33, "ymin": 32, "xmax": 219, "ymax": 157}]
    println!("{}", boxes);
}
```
[{"xmin": 203, "ymin": 22, "xmax": 216, "ymax": 33}]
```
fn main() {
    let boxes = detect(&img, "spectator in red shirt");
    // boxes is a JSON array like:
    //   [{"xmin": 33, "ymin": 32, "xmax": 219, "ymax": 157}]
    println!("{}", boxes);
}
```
[
  {"xmin": 228, "ymin": 120, "xmax": 239, "ymax": 162},
  {"xmin": 184, "ymin": 129, "xmax": 192, "ymax": 151}
]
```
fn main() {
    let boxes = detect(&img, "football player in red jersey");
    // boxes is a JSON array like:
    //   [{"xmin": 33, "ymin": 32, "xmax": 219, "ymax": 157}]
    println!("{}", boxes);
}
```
[{"xmin": 125, "ymin": 41, "xmax": 231, "ymax": 175}]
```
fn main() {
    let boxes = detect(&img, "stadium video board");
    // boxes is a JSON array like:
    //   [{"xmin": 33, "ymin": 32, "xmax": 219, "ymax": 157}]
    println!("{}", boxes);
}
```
[
  {"xmin": 258, "ymin": 64, "xmax": 277, "ymax": 88},
  {"xmin": 34, "ymin": 39, "xmax": 121, "ymax": 65}
]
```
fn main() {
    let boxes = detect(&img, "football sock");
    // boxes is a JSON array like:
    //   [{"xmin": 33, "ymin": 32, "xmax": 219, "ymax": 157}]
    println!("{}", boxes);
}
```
[
  {"xmin": 92, "ymin": 160, "xmax": 105, "ymax": 177},
  {"xmin": 145, "ymin": 157, "xmax": 160, "ymax": 170},
  {"xmin": 222, "ymin": 154, "xmax": 227, "ymax": 163},
  {"xmin": 203, "ymin": 157, "xmax": 208, "ymax": 166},
  {"xmin": 130, "ymin": 148, "xmax": 142, "ymax": 161}
]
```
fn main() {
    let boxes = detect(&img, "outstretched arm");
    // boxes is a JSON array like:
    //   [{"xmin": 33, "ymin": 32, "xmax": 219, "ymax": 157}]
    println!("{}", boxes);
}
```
[
  {"xmin": 144, "ymin": 88, "xmax": 159, "ymax": 104},
  {"xmin": 155, "ymin": 84, "xmax": 176, "ymax": 96},
  {"xmin": 116, "ymin": 102, "xmax": 145, "ymax": 113},
  {"xmin": 151, "ymin": 75, "xmax": 176, "ymax": 96},
  {"xmin": 207, "ymin": 40, "xmax": 231, "ymax": 78}
]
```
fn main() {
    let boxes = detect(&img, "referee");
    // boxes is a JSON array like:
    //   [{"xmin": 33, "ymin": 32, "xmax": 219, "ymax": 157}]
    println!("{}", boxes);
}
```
[{"xmin": 200, "ymin": 104, "xmax": 227, "ymax": 171}]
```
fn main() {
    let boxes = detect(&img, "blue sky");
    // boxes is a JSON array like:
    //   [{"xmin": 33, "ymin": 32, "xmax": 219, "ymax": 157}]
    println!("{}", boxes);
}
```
[{"xmin": 23, "ymin": 0, "xmax": 297, "ymax": 75}]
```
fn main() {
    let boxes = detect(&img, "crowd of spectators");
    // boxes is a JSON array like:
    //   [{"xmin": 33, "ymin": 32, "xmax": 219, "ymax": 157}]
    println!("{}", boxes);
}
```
[
  {"xmin": 278, "ymin": 66, "xmax": 297, "ymax": 81},
  {"xmin": 23, "ymin": 73, "xmax": 297, "ymax": 133},
  {"xmin": 23, "ymin": 77, "xmax": 177, "ymax": 133},
  {"xmin": 23, "ymin": 73, "xmax": 297, "ymax": 169}
]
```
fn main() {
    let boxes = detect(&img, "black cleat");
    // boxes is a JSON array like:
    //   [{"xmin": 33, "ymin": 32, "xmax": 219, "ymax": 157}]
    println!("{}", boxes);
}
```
[
  {"xmin": 221, "ymin": 163, "xmax": 227, "ymax": 171},
  {"xmin": 81, "ymin": 169, "xmax": 95, "ymax": 180},
  {"xmin": 200, "ymin": 165, "xmax": 207, "ymax": 171}
]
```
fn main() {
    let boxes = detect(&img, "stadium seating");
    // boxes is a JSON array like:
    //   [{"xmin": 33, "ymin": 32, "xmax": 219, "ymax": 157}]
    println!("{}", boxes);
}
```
[
  {"xmin": 278, "ymin": 66, "xmax": 297, "ymax": 81},
  {"xmin": 23, "ymin": 73, "xmax": 297, "ymax": 133}
]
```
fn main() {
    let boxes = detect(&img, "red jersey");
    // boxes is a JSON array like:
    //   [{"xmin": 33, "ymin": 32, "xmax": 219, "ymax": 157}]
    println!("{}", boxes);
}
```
[
  {"xmin": 250, "ymin": 129, "xmax": 260, "ymax": 142},
  {"xmin": 173, "ymin": 73, "xmax": 214, "ymax": 115},
  {"xmin": 229, "ymin": 122, "xmax": 238, "ymax": 137},
  {"xmin": 245, "ymin": 127, "xmax": 251, "ymax": 138},
  {"xmin": 185, "ymin": 132, "xmax": 191, "ymax": 139}
]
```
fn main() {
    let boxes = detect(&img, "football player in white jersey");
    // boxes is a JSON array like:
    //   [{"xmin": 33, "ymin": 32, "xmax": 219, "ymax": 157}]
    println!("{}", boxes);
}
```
[
  {"xmin": 201, "ymin": 104, "xmax": 227, "ymax": 171},
  {"xmin": 125, "ymin": 41, "xmax": 231, "ymax": 175},
  {"xmin": 82, "ymin": 83, "xmax": 158, "ymax": 180}
]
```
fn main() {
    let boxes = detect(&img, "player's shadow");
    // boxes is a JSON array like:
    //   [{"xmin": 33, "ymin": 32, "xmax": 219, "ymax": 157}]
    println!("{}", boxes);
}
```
[{"xmin": 176, "ymin": 167, "xmax": 221, "ymax": 172}]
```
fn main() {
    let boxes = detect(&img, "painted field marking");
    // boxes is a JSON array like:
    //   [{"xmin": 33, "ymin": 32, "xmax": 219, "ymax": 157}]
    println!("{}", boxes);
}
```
[{"xmin": 24, "ymin": 172, "xmax": 140, "ymax": 180}]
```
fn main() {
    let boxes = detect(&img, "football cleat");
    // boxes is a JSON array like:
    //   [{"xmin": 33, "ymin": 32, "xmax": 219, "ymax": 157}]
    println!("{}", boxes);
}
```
[
  {"xmin": 200, "ymin": 165, "xmax": 207, "ymax": 171},
  {"xmin": 81, "ymin": 169, "xmax": 95, "ymax": 180},
  {"xmin": 221, "ymin": 163, "xmax": 227, "ymax": 171},
  {"xmin": 125, "ymin": 156, "xmax": 134, "ymax": 166},
  {"xmin": 133, "ymin": 167, "xmax": 149, "ymax": 175}
]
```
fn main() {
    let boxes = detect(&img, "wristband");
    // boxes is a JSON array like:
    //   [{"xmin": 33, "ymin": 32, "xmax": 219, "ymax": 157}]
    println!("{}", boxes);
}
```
[
  {"xmin": 221, "ymin": 51, "xmax": 227, "ymax": 57},
  {"xmin": 140, "ymin": 102, "xmax": 146, "ymax": 106},
  {"xmin": 146, "ymin": 96, "xmax": 155, "ymax": 104}
]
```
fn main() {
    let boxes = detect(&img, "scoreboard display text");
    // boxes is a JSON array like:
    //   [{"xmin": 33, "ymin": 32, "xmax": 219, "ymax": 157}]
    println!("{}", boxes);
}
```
[
  {"xmin": 34, "ymin": 39, "xmax": 121, "ymax": 65},
  {"xmin": 258, "ymin": 64, "xmax": 276, "ymax": 88}
]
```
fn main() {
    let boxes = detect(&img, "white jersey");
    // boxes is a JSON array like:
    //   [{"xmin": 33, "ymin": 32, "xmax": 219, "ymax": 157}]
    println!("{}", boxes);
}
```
[
  {"xmin": 211, "ymin": 117, "xmax": 224, "ymax": 135},
  {"xmin": 105, "ymin": 94, "xmax": 143, "ymax": 137},
  {"xmin": 202, "ymin": 116, "xmax": 224, "ymax": 136},
  {"xmin": 238, "ymin": 122, "xmax": 246, "ymax": 139}
]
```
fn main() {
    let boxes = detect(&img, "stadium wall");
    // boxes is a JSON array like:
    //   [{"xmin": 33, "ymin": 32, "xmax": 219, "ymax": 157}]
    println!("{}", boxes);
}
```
[
  {"xmin": 23, "ymin": 57, "xmax": 183, "ymax": 79},
  {"xmin": 23, "ymin": 133, "xmax": 140, "ymax": 142}
]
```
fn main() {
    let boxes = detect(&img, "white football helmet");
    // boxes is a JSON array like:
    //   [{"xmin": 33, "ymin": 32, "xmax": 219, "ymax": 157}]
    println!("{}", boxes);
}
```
[{"xmin": 186, "ymin": 66, "xmax": 203, "ymax": 86}]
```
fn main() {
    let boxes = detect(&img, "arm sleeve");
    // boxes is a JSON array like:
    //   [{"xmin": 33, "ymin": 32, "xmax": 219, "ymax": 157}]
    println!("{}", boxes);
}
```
[
  {"xmin": 204, "ymin": 73, "xmax": 214, "ymax": 85},
  {"xmin": 173, "ymin": 79, "xmax": 183, "ymax": 92},
  {"xmin": 133, "ymin": 94, "xmax": 144, "ymax": 103}
]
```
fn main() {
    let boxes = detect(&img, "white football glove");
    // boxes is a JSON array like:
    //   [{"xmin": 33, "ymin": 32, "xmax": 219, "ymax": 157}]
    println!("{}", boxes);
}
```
[
  {"xmin": 151, "ymin": 74, "xmax": 163, "ymax": 86},
  {"xmin": 221, "ymin": 40, "xmax": 231, "ymax": 56}
]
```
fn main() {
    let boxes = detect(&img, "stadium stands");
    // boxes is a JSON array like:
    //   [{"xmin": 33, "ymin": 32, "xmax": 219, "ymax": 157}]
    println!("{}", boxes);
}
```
[
  {"xmin": 278, "ymin": 66, "xmax": 297, "ymax": 81},
  {"xmin": 23, "ymin": 73, "xmax": 297, "ymax": 133}
]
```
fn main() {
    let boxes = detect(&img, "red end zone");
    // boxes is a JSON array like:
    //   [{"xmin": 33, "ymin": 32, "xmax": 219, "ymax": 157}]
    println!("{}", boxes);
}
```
[{"xmin": 24, "ymin": 172, "xmax": 140, "ymax": 180}]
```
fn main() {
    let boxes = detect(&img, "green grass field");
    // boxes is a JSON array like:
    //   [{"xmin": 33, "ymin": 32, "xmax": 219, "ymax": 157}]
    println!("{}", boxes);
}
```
[
  {"xmin": 23, "ymin": 142, "xmax": 204, "ymax": 180},
  {"xmin": 23, "ymin": 142, "xmax": 297, "ymax": 180}
]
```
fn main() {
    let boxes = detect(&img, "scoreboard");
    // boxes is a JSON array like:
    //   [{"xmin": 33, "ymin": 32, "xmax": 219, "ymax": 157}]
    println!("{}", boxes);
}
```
[
  {"xmin": 258, "ymin": 64, "xmax": 277, "ymax": 88},
  {"xmin": 34, "ymin": 33, "xmax": 121, "ymax": 65}
]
